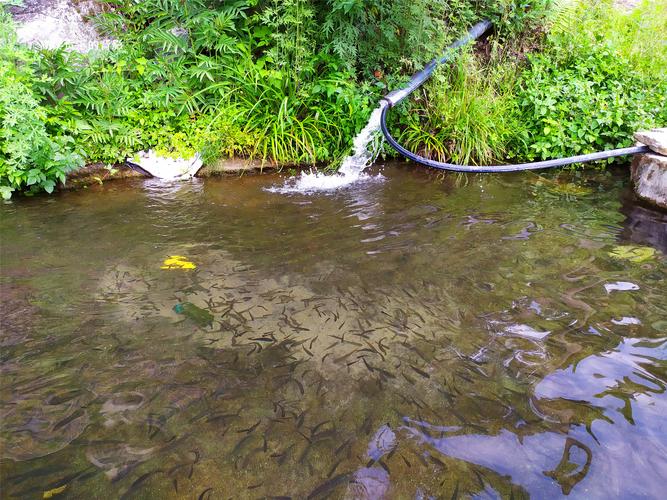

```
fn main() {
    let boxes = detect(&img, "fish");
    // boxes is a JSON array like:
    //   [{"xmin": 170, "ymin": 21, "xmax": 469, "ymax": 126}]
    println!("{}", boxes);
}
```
[
  {"xmin": 236, "ymin": 418, "xmax": 262, "ymax": 434},
  {"xmin": 410, "ymin": 365, "xmax": 430, "ymax": 379},
  {"xmin": 450, "ymin": 481, "xmax": 460, "ymax": 499},
  {"xmin": 198, "ymin": 487, "xmax": 214, "ymax": 500},
  {"xmin": 119, "ymin": 470, "xmax": 165, "ymax": 500},
  {"xmin": 334, "ymin": 438, "xmax": 352, "ymax": 456},
  {"xmin": 307, "ymin": 473, "xmax": 351, "ymax": 499}
]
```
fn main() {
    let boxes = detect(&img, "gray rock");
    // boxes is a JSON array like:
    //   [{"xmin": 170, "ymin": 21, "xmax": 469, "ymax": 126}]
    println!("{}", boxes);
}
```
[
  {"xmin": 634, "ymin": 128, "xmax": 667, "ymax": 156},
  {"xmin": 11, "ymin": 0, "xmax": 115, "ymax": 53},
  {"xmin": 631, "ymin": 153, "xmax": 667, "ymax": 210}
]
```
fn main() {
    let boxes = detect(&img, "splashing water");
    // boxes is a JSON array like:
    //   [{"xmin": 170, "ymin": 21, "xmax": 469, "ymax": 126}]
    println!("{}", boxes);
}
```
[{"xmin": 267, "ymin": 102, "xmax": 387, "ymax": 194}]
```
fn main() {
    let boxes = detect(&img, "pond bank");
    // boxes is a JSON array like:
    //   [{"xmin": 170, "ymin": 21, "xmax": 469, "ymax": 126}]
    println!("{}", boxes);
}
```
[{"xmin": 62, "ymin": 158, "xmax": 286, "ymax": 190}]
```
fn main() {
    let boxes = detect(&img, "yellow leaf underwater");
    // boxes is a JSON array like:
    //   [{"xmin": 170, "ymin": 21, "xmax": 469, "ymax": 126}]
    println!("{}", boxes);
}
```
[
  {"xmin": 161, "ymin": 255, "xmax": 197, "ymax": 270},
  {"xmin": 608, "ymin": 245, "xmax": 656, "ymax": 263},
  {"xmin": 43, "ymin": 485, "xmax": 67, "ymax": 498}
]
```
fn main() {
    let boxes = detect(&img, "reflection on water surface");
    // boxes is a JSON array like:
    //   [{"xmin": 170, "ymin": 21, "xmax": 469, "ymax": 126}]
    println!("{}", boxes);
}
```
[{"xmin": 1, "ymin": 165, "xmax": 666, "ymax": 499}]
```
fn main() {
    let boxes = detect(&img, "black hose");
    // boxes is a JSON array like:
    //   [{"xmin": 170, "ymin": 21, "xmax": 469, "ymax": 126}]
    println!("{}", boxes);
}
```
[
  {"xmin": 381, "ymin": 105, "xmax": 650, "ymax": 172},
  {"xmin": 124, "ymin": 160, "xmax": 154, "ymax": 177},
  {"xmin": 380, "ymin": 20, "xmax": 650, "ymax": 172}
]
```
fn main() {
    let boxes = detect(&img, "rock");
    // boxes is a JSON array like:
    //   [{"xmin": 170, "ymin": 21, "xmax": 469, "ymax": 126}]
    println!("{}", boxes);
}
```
[
  {"xmin": 631, "ymin": 152, "xmax": 667, "ymax": 210},
  {"xmin": 63, "ymin": 162, "xmax": 145, "ymax": 189},
  {"xmin": 10, "ymin": 0, "xmax": 114, "ymax": 53},
  {"xmin": 634, "ymin": 128, "xmax": 667, "ymax": 156},
  {"xmin": 198, "ymin": 157, "xmax": 274, "ymax": 176}
]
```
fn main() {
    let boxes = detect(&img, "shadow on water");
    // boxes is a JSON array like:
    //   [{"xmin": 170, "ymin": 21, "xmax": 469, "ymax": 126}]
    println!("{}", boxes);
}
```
[
  {"xmin": 1, "ymin": 164, "xmax": 665, "ymax": 498},
  {"xmin": 620, "ymin": 189, "xmax": 667, "ymax": 253}
]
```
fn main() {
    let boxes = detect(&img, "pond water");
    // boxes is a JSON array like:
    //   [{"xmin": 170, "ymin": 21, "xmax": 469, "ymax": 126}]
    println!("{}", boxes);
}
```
[{"xmin": 1, "ymin": 164, "xmax": 666, "ymax": 499}]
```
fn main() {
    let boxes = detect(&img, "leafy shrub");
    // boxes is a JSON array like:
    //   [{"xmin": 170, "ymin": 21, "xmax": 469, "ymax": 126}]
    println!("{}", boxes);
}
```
[
  {"xmin": 515, "ymin": 0, "xmax": 667, "ymax": 160},
  {"xmin": 0, "ymin": 13, "xmax": 83, "ymax": 199},
  {"xmin": 516, "ymin": 47, "xmax": 665, "ymax": 159}
]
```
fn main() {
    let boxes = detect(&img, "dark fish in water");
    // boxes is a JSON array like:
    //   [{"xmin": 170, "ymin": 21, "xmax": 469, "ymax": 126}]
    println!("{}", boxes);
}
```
[
  {"xmin": 232, "ymin": 434, "xmax": 256, "ymax": 456},
  {"xmin": 328, "ymin": 458, "xmax": 344, "ymax": 477},
  {"xmin": 173, "ymin": 302, "xmax": 214, "ymax": 327},
  {"xmin": 378, "ymin": 460, "xmax": 390, "ymax": 474},
  {"xmin": 428, "ymin": 453, "xmax": 447, "ymax": 469},
  {"xmin": 198, "ymin": 487, "xmax": 214, "ymax": 500},
  {"xmin": 307, "ymin": 473, "xmax": 351, "ymax": 499},
  {"xmin": 334, "ymin": 437, "xmax": 352, "ymax": 456},
  {"xmin": 410, "ymin": 365, "xmax": 430, "ymax": 379},
  {"xmin": 119, "ymin": 470, "xmax": 165, "ymax": 500},
  {"xmin": 291, "ymin": 378, "xmax": 305, "ymax": 395},
  {"xmin": 238, "ymin": 419, "xmax": 262, "ymax": 434},
  {"xmin": 53, "ymin": 408, "xmax": 86, "ymax": 431},
  {"xmin": 275, "ymin": 443, "xmax": 295, "ymax": 466},
  {"xmin": 361, "ymin": 415, "xmax": 373, "ymax": 435}
]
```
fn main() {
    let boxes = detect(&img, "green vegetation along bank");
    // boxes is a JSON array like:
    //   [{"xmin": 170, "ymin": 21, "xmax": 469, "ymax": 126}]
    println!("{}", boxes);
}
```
[{"xmin": 1, "ymin": 0, "xmax": 665, "ymax": 199}]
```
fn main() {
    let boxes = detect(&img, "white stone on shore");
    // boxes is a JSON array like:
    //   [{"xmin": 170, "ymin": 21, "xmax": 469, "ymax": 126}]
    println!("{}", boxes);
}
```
[
  {"xmin": 634, "ymin": 128, "xmax": 667, "ymax": 156},
  {"xmin": 130, "ymin": 150, "xmax": 203, "ymax": 180}
]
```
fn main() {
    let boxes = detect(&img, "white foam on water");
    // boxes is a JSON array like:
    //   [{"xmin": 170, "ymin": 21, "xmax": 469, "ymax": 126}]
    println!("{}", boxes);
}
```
[
  {"xmin": 267, "ymin": 103, "xmax": 387, "ymax": 194},
  {"xmin": 503, "ymin": 323, "xmax": 551, "ymax": 340},
  {"xmin": 604, "ymin": 281, "xmax": 640, "ymax": 293}
]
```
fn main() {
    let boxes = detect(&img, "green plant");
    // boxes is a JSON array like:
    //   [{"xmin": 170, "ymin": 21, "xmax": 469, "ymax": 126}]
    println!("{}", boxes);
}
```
[
  {"xmin": 515, "ymin": 0, "xmax": 667, "ymax": 161},
  {"xmin": 393, "ymin": 49, "xmax": 525, "ymax": 165},
  {"xmin": 0, "ymin": 13, "xmax": 83, "ymax": 199}
]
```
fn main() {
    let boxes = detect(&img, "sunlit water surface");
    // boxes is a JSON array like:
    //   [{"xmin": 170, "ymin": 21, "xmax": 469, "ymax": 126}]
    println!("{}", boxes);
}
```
[{"xmin": 1, "ymin": 165, "xmax": 666, "ymax": 499}]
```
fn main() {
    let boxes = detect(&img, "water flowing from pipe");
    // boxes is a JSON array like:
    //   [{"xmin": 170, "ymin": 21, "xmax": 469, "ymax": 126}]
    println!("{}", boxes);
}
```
[{"xmin": 266, "ymin": 102, "xmax": 387, "ymax": 194}]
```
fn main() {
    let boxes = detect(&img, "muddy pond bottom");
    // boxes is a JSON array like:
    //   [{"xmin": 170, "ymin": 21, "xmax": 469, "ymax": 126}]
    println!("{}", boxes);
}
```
[{"xmin": 1, "ymin": 164, "xmax": 666, "ymax": 499}]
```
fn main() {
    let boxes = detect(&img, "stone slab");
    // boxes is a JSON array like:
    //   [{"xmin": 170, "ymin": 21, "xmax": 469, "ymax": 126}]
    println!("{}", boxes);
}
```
[
  {"xmin": 63, "ymin": 163, "xmax": 144, "ymax": 190},
  {"xmin": 634, "ymin": 128, "xmax": 667, "ymax": 156},
  {"xmin": 631, "ymin": 153, "xmax": 667, "ymax": 210},
  {"xmin": 198, "ymin": 158, "xmax": 283, "ymax": 176}
]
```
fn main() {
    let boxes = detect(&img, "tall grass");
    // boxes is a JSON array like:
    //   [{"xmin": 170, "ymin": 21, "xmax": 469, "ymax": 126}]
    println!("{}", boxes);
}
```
[{"xmin": 394, "ymin": 50, "xmax": 525, "ymax": 165}]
